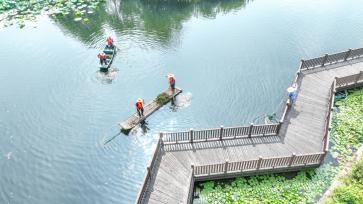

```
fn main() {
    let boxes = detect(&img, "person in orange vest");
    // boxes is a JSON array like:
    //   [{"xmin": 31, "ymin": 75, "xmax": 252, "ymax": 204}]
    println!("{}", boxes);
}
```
[
  {"xmin": 168, "ymin": 74, "xmax": 176, "ymax": 91},
  {"xmin": 98, "ymin": 52, "xmax": 107, "ymax": 65},
  {"xmin": 106, "ymin": 36, "xmax": 114, "ymax": 48},
  {"xmin": 136, "ymin": 98, "xmax": 144, "ymax": 117}
]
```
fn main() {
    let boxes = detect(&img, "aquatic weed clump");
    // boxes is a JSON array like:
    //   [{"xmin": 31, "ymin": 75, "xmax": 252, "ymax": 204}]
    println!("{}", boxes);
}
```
[
  {"xmin": 156, "ymin": 92, "xmax": 171, "ymax": 105},
  {"xmin": 197, "ymin": 88, "xmax": 363, "ymax": 204},
  {"xmin": 0, "ymin": 0, "xmax": 105, "ymax": 28}
]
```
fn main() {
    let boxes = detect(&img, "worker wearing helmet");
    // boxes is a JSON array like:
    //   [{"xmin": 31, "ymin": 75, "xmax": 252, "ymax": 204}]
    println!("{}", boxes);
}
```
[
  {"xmin": 168, "ymin": 74, "xmax": 176, "ymax": 91},
  {"xmin": 106, "ymin": 36, "xmax": 114, "ymax": 48},
  {"xmin": 98, "ymin": 52, "xmax": 107, "ymax": 65},
  {"xmin": 136, "ymin": 98, "xmax": 144, "ymax": 117}
]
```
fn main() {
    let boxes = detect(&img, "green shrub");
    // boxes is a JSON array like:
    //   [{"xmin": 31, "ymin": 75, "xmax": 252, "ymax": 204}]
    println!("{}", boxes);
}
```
[
  {"xmin": 348, "ymin": 156, "xmax": 363, "ymax": 185},
  {"xmin": 327, "ymin": 185, "xmax": 363, "ymax": 204}
]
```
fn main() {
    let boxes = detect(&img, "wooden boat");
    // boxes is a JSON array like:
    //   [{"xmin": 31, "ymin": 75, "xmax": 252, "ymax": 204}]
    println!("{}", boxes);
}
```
[
  {"xmin": 100, "ymin": 45, "xmax": 116, "ymax": 72},
  {"xmin": 119, "ymin": 87, "xmax": 182, "ymax": 134}
]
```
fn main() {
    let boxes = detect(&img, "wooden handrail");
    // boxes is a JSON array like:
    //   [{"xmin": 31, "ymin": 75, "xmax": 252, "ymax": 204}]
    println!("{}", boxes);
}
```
[
  {"xmin": 162, "ymin": 123, "xmax": 280, "ymax": 144},
  {"xmin": 322, "ymin": 72, "xmax": 363, "ymax": 152},
  {"xmin": 187, "ymin": 165, "xmax": 195, "ymax": 204},
  {"xmin": 193, "ymin": 152, "xmax": 325, "ymax": 177},
  {"xmin": 135, "ymin": 134, "xmax": 164, "ymax": 204},
  {"xmin": 300, "ymin": 47, "xmax": 363, "ymax": 71}
]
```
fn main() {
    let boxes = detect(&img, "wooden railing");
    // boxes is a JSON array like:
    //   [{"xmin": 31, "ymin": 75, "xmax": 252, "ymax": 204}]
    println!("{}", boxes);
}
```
[
  {"xmin": 187, "ymin": 167, "xmax": 195, "ymax": 204},
  {"xmin": 322, "ymin": 80, "xmax": 335, "ymax": 152},
  {"xmin": 135, "ymin": 135, "xmax": 163, "ymax": 204},
  {"xmin": 192, "ymin": 152, "xmax": 325, "ymax": 178},
  {"xmin": 322, "ymin": 71, "xmax": 363, "ymax": 152},
  {"xmin": 300, "ymin": 48, "xmax": 363, "ymax": 71},
  {"xmin": 161, "ymin": 123, "xmax": 281, "ymax": 144},
  {"xmin": 336, "ymin": 71, "xmax": 363, "ymax": 89}
]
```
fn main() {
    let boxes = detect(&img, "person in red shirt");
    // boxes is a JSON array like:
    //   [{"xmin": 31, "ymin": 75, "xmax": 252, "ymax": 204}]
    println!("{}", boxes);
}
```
[
  {"xmin": 168, "ymin": 74, "xmax": 176, "ymax": 95},
  {"xmin": 97, "ymin": 52, "xmax": 107, "ymax": 65},
  {"xmin": 136, "ymin": 98, "xmax": 144, "ymax": 117},
  {"xmin": 106, "ymin": 36, "xmax": 114, "ymax": 48}
]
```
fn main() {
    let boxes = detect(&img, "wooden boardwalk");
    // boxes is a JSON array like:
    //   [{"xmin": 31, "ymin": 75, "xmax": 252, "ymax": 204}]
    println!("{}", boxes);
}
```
[
  {"xmin": 119, "ymin": 88, "xmax": 182, "ymax": 132},
  {"xmin": 135, "ymin": 48, "xmax": 363, "ymax": 204}
]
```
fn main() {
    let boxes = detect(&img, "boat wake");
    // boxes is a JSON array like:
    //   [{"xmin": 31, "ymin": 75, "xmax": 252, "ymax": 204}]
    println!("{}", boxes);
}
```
[
  {"xmin": 95, "ymin": 68, "xmax": 119, "ymax": 84},
  {"xmin": 173, "ymin": 92, "xmax": 192, "ymax": 109}
]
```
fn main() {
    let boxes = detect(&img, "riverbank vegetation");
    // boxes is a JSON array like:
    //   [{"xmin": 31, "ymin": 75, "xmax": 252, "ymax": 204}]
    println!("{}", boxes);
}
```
[
  {"xmin": 196, "ymin": 88, "xmax": 363, "ymax": 204},
  {"xmin": 326, "ymin": 157, "xmax": 363, "ymax": 203}
]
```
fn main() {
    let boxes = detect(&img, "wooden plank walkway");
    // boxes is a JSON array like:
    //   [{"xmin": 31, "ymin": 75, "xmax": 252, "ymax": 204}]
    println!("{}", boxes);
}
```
[
  {"xmin": 136, "ymin": 49, "xmax": 363, "ymax": 204},
  {"xmin": 119, "ymin": 88, "xmax": 182, "ymax": 132}
]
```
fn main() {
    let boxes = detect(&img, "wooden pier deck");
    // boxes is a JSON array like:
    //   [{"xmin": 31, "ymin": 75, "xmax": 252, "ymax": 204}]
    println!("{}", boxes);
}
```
[
  {"xmin": 119, "ymin": 88, "xmax": 182, "ymax": 132},
  {"xmin": 135, "ymin": 48, "xmax": 363, "ymax": 204}
]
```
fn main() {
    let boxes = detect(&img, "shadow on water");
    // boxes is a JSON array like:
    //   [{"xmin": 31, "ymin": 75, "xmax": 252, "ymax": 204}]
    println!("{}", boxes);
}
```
[
  {"xmin": 102, "ymin": 120, "xmax": 151, "ymax": 145},
  {"xmin": 51, "ymin": 0, "xmax": 252, "ymax": 46},
  {"xmin": 128, "ymin": 121, "xmax": 150, "ymax": 135}
]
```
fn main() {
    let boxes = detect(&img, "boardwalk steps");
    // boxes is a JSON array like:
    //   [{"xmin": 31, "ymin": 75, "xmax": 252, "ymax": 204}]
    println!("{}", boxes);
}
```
[
  {"xmin": 119, "ymin": 87, "xmax": 182, "ymax": 133},
  {"xmin": 135, "ymin": 48, "xmax": 363, "ymax": 204}
]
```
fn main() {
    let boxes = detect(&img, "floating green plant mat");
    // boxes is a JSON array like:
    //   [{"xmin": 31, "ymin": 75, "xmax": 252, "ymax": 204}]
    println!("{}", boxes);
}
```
[
  {"xmin": 197, "ymin": 88, "xmax": 363, "ymax": 204},
  {"xmin": 0, "ymin": 0, "xmax": 105, "ymax": 28}
]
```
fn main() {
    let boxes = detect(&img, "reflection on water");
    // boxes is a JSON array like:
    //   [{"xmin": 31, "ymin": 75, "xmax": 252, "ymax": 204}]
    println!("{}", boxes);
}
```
[{"xmin": 52, "ymin": 0, "xmax": 250, "ymax": 46}]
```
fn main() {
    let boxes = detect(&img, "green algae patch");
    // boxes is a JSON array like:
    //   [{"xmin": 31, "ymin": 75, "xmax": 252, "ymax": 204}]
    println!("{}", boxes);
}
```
[{"xmin": 197, "ymin": 88, "xmax": 363, "ymax": 204}]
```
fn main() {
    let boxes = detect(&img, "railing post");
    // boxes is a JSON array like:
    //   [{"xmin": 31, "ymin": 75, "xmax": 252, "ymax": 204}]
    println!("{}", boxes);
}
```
[
  {"xmin": 248, "ymin": 123, "xmax": 254, "ymax": 138},
  {"xmin": 276, "ymin": 121, "xmax": 283, "ymax": 134},
  {"xmin": 188, "ymin": 164, "xmax": 195, "ymax": 204},
  {"xmin": 355, "ymin": 71, "xmax": 363, "ymax": 86},
  {"xmin": 299, "ymin": 59, "xmax": 305, "ymax": 71},
  {"xmin": 321, "ymin": 54, "xmax": 328, "ymax": 67},
  {"xmin": 189, "ymin": 128, "xmax": 194, "ymax": 143},
  {"xmin": 224, "ymin": 160, "xmax": 229, "ymax": 174},
  {"xmin": 257, "ymin": 156, "xmax": 262, "ymax": 170},
  {"xmin": 288, "ymin": 153, "xmax": 296, "ymax": 167},
  {"xmin": 320, "ymin": 151, "xmax": 327, "ymax": 164},
  {"xmin": 219, "ymin": 125, "xmax": 224, "ymax": 141},
  {"xmin": 344, "ymin": 49, "xmax": 352, "ymax": 61},
  {"xmin": 147, "ymin": 166, "xmax": 151, "ymax": 179},
  {"xmin": 191, "ymin": 164, "xmax": 195, "ymax": 176},
  {"xmin": 159, "ymin": 132, "xmax": 164, "ymax": 148}
]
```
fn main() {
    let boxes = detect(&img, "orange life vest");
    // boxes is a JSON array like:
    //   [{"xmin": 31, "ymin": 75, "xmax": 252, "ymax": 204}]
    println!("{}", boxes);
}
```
[
  {"xmin": 136, "ymin": 101, "xmax": 143, "ymax": 109},
  {"xmin": 107, "ymin": 37, "xmax": 113, "ymax": 45},
  {"xmin": 98, "ymin": 53, "xmax": 105, "ymax": 59}
]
